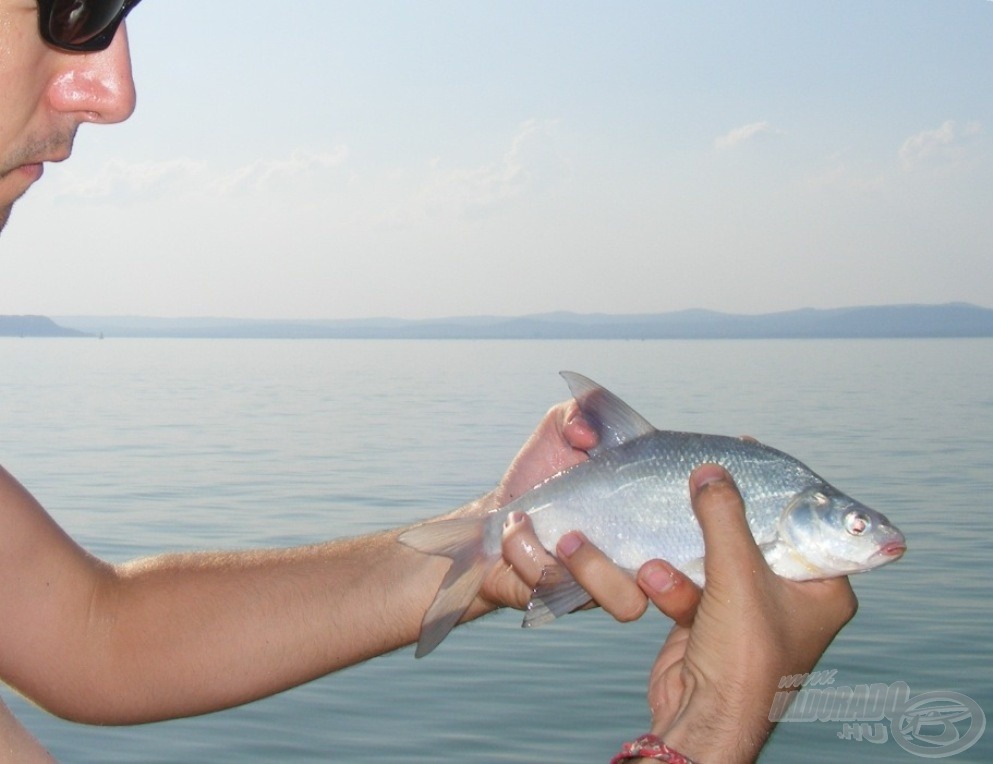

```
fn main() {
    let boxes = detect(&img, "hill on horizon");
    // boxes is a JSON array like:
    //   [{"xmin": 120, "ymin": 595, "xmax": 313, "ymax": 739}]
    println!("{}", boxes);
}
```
[
  {"xmin": 40, "ymin": 302, "xmax": 993, "ymax": 339},
  {"xmin": 0, "ymin": 315, "xmax": 89, "ymax": 338},
  {"xmin": 4, "ymin": 303, "xmax": 993, "ymax": 340}
]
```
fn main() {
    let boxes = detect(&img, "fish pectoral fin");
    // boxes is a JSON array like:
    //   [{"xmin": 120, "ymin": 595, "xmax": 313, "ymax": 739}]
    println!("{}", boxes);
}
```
[
  {"xmin": 758, "ymin": 539, "xmax": 824, "ymax": 580},
  {"xmin": 522, "ymin": 564, "xmax": 592, "ymax": 628}
]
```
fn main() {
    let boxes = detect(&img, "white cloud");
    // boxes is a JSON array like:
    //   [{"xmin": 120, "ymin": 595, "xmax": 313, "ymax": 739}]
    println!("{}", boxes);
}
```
[
  {"xmin": 52, "ymin": 148, "xmax": 350, "ymax": 203},
  {"xmin": 210, "ymin": 148, "xmax": 350, "ymax": 195},
  {"xmin": 54, "ymin": 157, "xmax": 208, "ymax": 202},
  {"xmin": 415, "ymin": 119, "xmax": 569, "ymax": 220},
  {"xmin": 714, "ymin": 121, "xmax": 782, "ymax": 151},
  {"xmin": 898, "ymin": 120, "xmax": 982, "ymax": 171}
]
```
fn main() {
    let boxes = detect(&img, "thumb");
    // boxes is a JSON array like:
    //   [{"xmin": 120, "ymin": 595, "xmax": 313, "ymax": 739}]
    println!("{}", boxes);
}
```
[{"xmin": 689, "ymin": 464, "xmax": 767, "ymax": 585}]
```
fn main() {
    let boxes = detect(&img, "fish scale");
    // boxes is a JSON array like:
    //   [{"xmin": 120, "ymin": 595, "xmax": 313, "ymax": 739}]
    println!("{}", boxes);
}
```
[
  {"xmin": 521, "ymin": 433, "xmax": 818, "ymax": 571},
  {"xmin": 400, "ymin": 372, "xmax": 905, "ymax": 657}
]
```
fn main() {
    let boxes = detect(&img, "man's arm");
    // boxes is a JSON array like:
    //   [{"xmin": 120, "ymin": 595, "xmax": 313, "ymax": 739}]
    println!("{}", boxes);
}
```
[
  {"xmin": 0, "ymin": 463, "xmax": 453, "ymax": 723},
  {"xmin": 0, "ymin": 400, "xmax": 600, "ymax": 724}
]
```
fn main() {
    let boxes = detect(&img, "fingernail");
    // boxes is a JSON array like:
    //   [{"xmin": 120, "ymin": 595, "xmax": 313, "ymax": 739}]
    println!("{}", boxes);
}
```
[
  {"xmin": 504, "ymin": 512, "xmax": 526, "ymax": 530},
  {"xmin": 643, "ymin": 565, "xmax": 675, "ymax": 594},
  {"xmin": 691, "ymin": 464, "xmax": 727, "ymax": 492},
  {"xmin": 557, "ymin": 532, "xmax": 583, "ymax": 558}
]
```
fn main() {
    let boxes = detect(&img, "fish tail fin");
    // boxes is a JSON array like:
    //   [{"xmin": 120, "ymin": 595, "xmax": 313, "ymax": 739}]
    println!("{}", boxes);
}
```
[{"xmin": 399, "ymin": 517, "xmax": 496, "ymax": 658}]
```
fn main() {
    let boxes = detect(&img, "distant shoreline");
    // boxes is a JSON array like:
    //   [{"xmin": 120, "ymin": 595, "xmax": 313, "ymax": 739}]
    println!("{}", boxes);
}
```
[
  {"xmin": 0, "ymin": 315, "xmax": 88, "ymax": 338},
  {"xmin": 4, "ymin": 303, "xmax": 993, "ymax": 340}
]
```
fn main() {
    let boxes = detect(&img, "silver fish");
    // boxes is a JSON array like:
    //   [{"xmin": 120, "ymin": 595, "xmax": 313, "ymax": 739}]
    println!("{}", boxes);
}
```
[{"xmin": 400, "ymin": 372, "xmax": 906, "ymax": 657}]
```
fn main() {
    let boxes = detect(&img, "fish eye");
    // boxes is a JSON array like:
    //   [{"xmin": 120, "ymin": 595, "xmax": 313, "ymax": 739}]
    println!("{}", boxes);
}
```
[{"xmin": 845, "ymin": 510, "xmax": 869, "ymax": 536}]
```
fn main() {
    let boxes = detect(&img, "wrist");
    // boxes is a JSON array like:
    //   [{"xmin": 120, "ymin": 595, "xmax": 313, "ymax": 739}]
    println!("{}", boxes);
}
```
[
  {"xmin": 648, "ymin": 682, "xmax": 773, "ymax": 763},
  {"xmin": 443, "ymin": 492, "xmax": 498, "ymax": 520},
  {"xmin": 610, "ymin": 734, "xmax": 695, "ymax": 764}
]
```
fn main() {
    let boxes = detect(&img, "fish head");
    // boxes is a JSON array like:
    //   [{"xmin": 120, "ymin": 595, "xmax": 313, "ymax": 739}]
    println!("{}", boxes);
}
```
[{"xmin": 777, "ymin": 486, "xmax": 906, "ymax": 579}]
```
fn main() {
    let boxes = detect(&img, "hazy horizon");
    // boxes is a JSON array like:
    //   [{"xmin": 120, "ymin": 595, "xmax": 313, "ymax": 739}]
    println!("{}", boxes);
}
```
[
  {"xmin": 0, "ymin": 302, "xmax": 981, "ymax": 340},
  {"xmin": 47, "ymin": 299, "xmax": 993, "ymax": 323}
]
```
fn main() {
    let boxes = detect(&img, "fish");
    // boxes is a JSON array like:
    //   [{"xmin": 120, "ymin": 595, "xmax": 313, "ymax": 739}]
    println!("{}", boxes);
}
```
[{"xmin": 400, "ymin": 371, "xmax": 906, "ymax": 657}]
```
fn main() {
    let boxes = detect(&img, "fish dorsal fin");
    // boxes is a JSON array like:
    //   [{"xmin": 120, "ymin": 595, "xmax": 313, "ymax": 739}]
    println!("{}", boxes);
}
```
[{"xmin": 560, "ymin": 372, "xmax": 656, "ymax": 456}]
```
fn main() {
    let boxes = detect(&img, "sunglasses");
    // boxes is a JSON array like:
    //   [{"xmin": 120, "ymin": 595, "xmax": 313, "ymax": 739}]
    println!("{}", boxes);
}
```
[{"xmin": 37, "ymin": 0, "xmax": 143, "ymax": 53}]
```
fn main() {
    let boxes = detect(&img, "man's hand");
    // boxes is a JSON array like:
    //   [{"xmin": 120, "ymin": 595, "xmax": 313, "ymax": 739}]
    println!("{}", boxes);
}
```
[
  {"xmin": 493, "ymin": 399, "xmax": 598, "ymax": 506},
  {"xmin": 474, "ymin": 400, "xmax": 598, "ymax": 611},
  {"xmin": 477, "ymin": 399, "xmax": 663, "ymax": 622},
  {"xmin": 638, "ymin": 465, "xmax": 858, "ymax": 762},
  {"xmin": 481, "ymin": 429, "xmax": 859, "ymax": 763}
]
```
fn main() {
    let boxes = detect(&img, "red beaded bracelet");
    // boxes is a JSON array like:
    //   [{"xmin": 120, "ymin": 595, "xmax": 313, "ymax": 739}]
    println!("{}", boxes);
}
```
[{"xmin": 610, "ymin": 733, "xmax": 696, "ymax": 763}]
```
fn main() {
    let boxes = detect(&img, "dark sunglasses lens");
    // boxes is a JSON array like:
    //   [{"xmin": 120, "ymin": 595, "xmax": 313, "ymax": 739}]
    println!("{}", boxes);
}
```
[{"xmin": 47, "ymin": 0, "xmax": 127, "ymax": 47}]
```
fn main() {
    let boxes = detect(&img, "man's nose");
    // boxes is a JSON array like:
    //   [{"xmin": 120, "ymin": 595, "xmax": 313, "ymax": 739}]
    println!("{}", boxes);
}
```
[{"xmin": 47, "ymin": 24, "xmax": 137, "ymax": 125}]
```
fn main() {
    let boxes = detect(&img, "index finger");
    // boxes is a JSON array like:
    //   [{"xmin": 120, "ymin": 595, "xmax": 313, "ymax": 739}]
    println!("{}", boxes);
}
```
[
  {"xmin": 501, "ymin": 511, "xmax": 558, "ymax": 588},
  {"xmin": 637, "ymin": 559, "xmax": 702, "ymax": 629}
]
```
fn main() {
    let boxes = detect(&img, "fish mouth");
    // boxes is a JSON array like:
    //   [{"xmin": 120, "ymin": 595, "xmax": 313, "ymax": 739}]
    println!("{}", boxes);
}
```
[{"xmin": 877, "ymin": 540, "xmax": 907, "ymax": 559}]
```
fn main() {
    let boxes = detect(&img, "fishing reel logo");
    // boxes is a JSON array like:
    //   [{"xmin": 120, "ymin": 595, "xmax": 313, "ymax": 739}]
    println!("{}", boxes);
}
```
[{"xmin": 769, "ymin": 671, "xmax": 986, "ymax": 758}]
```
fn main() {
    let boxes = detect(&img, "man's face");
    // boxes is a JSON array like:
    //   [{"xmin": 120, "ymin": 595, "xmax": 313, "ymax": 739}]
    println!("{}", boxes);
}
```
[{"xmin": 0, "ymin": 1, "xmax": 137, "ymax": 234}]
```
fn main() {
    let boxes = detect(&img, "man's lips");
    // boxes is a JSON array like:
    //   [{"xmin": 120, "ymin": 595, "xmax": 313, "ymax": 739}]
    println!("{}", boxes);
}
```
[
  {"xmin": 13, "ymin": 153, "xmax": 69, "ymax": 182},
  {"xmin": 15, "ymin": 163, "xmax": 44, "ymax": 182}
]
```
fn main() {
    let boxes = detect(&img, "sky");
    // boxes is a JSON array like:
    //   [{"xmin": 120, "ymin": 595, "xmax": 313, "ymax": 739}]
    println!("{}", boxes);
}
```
[{"xmin": 3, "ymin": 0, "xmax": 992, "ymax": 320}]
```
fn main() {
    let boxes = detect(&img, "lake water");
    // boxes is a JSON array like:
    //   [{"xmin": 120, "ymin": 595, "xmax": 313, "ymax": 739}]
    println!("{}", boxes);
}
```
[{"xmin": 1, "ymin": 338, "xmax": 990, "ymax": 762}]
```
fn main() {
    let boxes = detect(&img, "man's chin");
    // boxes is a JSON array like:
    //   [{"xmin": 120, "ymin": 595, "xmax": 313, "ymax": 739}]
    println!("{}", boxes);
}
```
[{"xmin": 0, "ymin": 204, "xmax": 11, "ymax": 234}]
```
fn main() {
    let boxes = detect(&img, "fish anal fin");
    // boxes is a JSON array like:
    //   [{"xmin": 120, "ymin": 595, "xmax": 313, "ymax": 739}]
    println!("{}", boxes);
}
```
[{"xmin": 522, "ymin": 563, "xmax": 592, "ymax": 628}]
